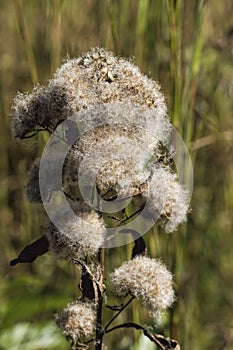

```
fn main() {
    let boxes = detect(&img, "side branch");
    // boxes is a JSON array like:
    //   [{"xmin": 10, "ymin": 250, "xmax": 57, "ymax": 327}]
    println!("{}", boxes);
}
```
[
  {"xmin": 105, "ymin": 322, "xmax": 180, "ymax": 350},
  {"xmin": 104, "ymin": 296, "xmax": 135, "ymax": 331}
]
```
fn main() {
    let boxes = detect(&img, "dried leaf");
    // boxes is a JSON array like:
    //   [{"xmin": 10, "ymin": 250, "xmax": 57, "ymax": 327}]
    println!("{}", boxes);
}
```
[
  {"xmin": 144, "ymin": 330, "xmax": 181, "ymax": 350},
  {"xmin": 79, "ymin": 264, "xmax": 97, "ymax": 301},
  {"xmin": 10, "ymin": 235, "xmax": 49, "ymax": 266},
  {"xmin": 72, "ymin": 259, "xmax": 105, "ymax": 302}
]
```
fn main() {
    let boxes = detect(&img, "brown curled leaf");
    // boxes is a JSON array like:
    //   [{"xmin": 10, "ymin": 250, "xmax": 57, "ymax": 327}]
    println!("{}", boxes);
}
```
[
  {"xmin": 105, "ymin": 323, "xmax": 180, "ymax": 350},
  {"xmin": 10, "ymin": 235, "xmax": 49, "ymax": 266},
  {"xmin": 144, "ymin": 330, "xmax": 181, "ymax": 350}
]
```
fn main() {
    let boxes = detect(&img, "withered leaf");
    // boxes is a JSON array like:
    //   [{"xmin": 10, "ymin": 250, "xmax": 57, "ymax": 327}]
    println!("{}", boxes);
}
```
[
  {"xmin": 71, "ymin": 259, "xmax": 105, "ymax": 302},
  {"xmin": 79, "ymin": 264, "xmax": 97, "ymax": 301},
  {"xmin": 10, "ymin": 235, "xmax": 49, "ymax": 266},
  {"xmin": 144, "ymin": 330, "xmax": 181, "ymax": 350}
]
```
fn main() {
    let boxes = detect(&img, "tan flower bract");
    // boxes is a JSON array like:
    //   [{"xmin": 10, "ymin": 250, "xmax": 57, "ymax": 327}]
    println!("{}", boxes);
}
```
[{"xmin": 110, "ymin": 256, "xmax": 175, "ymax": 318}]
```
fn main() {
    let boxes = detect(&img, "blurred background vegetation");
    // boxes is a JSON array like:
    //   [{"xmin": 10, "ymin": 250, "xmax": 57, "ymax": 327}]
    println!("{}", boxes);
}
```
[{"xmin": 0, "ymin": 0, "xmax": 232, "ymax": 349}]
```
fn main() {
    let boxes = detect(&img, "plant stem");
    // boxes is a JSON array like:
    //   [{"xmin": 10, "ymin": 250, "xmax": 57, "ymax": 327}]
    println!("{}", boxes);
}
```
[
  {"xmin": 95, "ymin": 247, "xmax": 105, "ymax": 350},
  {"xmin": 105, "ymin": 321, "xmax": 144, "ymax": 334},
  {"xmin": 95, "ymin": 298, "xmax": 103, "ymax": 350},
  {"xmin": 104, "ymin": 296, "xmax": 135, "ymax": 331}
]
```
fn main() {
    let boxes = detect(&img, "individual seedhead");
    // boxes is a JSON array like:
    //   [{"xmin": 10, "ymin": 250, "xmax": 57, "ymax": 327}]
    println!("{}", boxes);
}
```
[
  {"xmin": 56, "ymin": 300, "xmax": 96, "ymax": 341},
  {"xmin": 110, "ymin": 256, "xmax": 175, "ymax": 318},
  {"xmin": 45, "ymin": 201, "xmax": 106, "ymax": 260},
  {"xmin": 143, "ymin": 166, "xmax": 189, "ymax": 232},
  {"xmin": 11, "ymin": 84, "xmax": 71, "ymax": 139}
]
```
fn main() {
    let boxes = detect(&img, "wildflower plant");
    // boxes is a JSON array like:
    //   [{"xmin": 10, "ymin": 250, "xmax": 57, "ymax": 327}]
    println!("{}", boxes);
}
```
[{"xmin": 10, "ymin": 48, "xmax": 193, "ymax": 350}]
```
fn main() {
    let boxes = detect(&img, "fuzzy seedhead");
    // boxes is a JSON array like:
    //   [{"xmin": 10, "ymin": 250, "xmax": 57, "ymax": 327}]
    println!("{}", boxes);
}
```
[
  {"xmin": 110, "ymin": 256, "xmax": 175, "ymax": 318},
  {"xmin": 56, "ymin": 301, "xmax": 96, "ymax": 341},
  {"xmin": 45, "ymin": 201, "xmax": 106, "ymax": 259}
]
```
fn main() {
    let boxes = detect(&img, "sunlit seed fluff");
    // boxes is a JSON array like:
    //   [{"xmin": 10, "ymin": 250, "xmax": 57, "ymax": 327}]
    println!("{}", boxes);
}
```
[
  {"xmin": 45, "ymin": 202, "xmax": 105, "ymax": 259},
  {"xmin": 64, "ymin": 102, "xmax": 170, "ymax": 198},
  {"xmin": 143, "ymin": 166, "xmax": 189, "ymax": 232},
  {"xmin": 64, "ymin": 125, "xmax": 151, "ymax": 198},
  {"xmin": 70, "ymin": 101, "xmax": 171, "ymax": 147},
  {"xmin": 11, "ymin": 47, "xmax": 167, "ymax": 139},
  {"xmin": 110, "ymin": 256, "xmax": 175, "ymax": 318},
  {"xmin": 53, "ymin": 47, "xmax": 167, "ymax": 115},
  {"xmin": 56, "ymin": 301, "xmax": 96, "ymax": 341},
  {"xmin": 11, "ymin": 84, "xmax": 71, "ymax": 139}
]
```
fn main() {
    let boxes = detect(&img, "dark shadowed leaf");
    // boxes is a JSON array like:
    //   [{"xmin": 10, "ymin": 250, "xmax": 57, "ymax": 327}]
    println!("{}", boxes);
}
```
[
  {"xmin": 10, "ymin": 235, "xmax": 49, "ymax": 266},
  {"xmin": 79, "ymin": 264, "xmax": 97, "ymax": 301}
]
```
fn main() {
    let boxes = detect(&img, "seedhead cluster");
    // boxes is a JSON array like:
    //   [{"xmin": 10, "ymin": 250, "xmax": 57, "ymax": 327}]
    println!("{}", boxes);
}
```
[{"xmin": 10, "ymin": 48, "xmax": 188, "ymax": 349}]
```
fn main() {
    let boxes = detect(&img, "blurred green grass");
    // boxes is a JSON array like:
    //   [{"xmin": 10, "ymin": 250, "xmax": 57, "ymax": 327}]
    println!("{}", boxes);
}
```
[{"xmin": 0, "ymin": 0, "xmax": 233, "ymax": 349}]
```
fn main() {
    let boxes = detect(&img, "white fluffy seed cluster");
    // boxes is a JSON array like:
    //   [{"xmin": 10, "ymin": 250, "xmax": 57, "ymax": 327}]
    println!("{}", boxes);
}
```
[
  {"xmin": 110, "ymin": 256, "xmax": 175, "ymax": 318},
  {"xmin": 11, "ymin": 85, "xmax": 71, "ymax": 139},
  {"xmin": 56, "ymin": 301, "xmax": 96, "ymax": 340},
  {"xmin": 143, "ymin": 167, "xmax": 189, "ymax": 232},
  {"xmin": 53, "ymin": 47, "xmax": 167, "ymax": 113},
  {"xmin": 12, "ymin": 47, "xmax": 189, "ymax": 232},
  {"xmin": 11, "ymin": 47, "xmax": 167, "ymax": 139},
  {"xmin": 45, "ymin": 201, "xmax": 105, "ymax": 259},
  {"xmin": 63, "ymin": 102, "xmax": 171, "ymax": 198}
]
